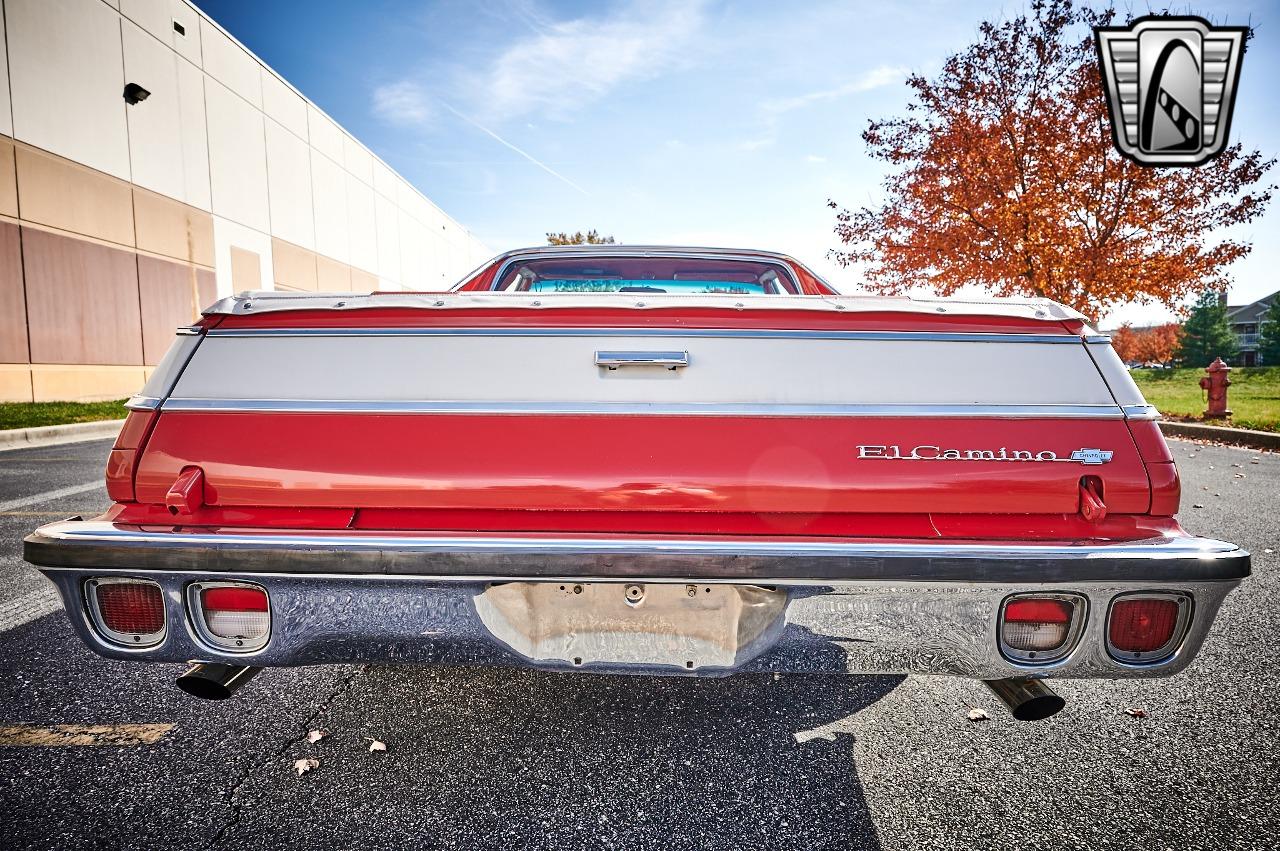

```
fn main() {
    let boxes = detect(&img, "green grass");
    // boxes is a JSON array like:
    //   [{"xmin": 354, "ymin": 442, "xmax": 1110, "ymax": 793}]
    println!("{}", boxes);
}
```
[
  {"xmin": 0, "ymin": 399, "xmax": 129, "ymax": 431},
  {"xmin": 1131, "ymin": 366, "xmax": 1280, "ymax": 433}
]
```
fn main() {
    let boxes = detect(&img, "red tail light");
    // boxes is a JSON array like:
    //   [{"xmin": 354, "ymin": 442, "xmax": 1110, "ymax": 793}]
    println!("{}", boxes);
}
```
[
  {"xmin": 1108, "ymin": 595, "xmax": 1187, "ymax": 660},
  {"xmin": 87, "ymin": 579, "xmax": 165, "ymax": 645},
  {"xmin": 192, "ymin": 583, "xmax": 270, "ymax": 651},
  {"xmin": 998, "ymin": 595, "xmax": 1083, "ymax": 663}
]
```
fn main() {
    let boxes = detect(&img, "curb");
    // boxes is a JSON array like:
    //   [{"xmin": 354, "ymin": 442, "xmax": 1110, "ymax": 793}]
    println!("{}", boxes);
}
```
[
  {"xmin": 0, "ymin": 419, "xmax": 124, "ymax": 452},
  {"xmin": 1159, "ymin": 420, "xmax": 1280, "ymax": 451}
]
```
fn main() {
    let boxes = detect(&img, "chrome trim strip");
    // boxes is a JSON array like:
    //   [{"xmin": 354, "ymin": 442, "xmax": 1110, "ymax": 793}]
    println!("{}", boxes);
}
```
[
  {"xmin": 205, "ymin": 327, "xmax": 1099, "ymax": 343},
  {"xmin": 31, "ymin": 523, "xmax": 1246, "ymax": 559},
  {"xmin": 125, "ymin": 395, "xmax": 162, "ymax": 411},
  {"xmin": 158, "ymin": 399, "xmax": 1128, "ymax": 418},
  {"xmin": 175, "ymin": 326, "xmax": 202, "ymax": 336},
  {"xmin": 1121, "ymin": 404, "xmax": 1161, "ymax": 420}
]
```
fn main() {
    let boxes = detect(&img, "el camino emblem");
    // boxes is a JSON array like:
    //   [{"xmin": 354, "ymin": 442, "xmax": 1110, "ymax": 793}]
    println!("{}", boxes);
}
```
[{"xmin": 856, "ymin": 446, "xmax": 1114, "ymax": 465}]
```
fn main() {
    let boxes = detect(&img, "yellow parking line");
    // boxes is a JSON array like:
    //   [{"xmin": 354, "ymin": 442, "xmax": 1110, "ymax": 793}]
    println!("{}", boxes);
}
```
[{"xmin": 0, "ymin": 724, "xmax": 175, "ymax": 746}]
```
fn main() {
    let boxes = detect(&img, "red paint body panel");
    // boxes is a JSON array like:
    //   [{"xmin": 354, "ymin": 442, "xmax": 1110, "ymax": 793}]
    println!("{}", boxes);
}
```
[
  {"xmin": 134, "ymin": 413, "xmax": 1150, "ymax": 519},
  {"xmin": 110, "ymin": 503, "xmax": 357, "ymax": 529},
  {"xmin": 104, "ymin": 449, "xmax": 136, "ymax": 503}
]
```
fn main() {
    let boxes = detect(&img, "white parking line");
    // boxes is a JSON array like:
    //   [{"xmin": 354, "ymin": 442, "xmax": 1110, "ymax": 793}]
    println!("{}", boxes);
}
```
[
  {"xmin": 0, "ymin": 481, "xmax": 104, "ymax": 513},
  {"xmin": 0, "ymin": 585, "xmax": 63, "ymax": 634}
]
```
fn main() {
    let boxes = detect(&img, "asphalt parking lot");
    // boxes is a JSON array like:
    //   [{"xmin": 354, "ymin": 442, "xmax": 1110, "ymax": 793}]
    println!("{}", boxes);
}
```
[{"xmin": 0, "ymin": 436, "xmax": 1276, "ymax": 850}]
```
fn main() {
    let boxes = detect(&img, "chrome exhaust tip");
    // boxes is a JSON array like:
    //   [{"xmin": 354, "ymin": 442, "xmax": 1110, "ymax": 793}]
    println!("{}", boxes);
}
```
[
  {"xmin": 983, "ymin": 677, "xmax": 1065, "ymax": 721},
  {"xmin": 176, "ymin": 663, "xmax": 262, "ymax": 700}
]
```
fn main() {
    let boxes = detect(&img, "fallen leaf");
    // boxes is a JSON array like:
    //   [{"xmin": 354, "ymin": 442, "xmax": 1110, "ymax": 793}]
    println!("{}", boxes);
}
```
[
  {"xmin": 1124, "ymin": 708, "xmax": 1147, "ymax": 719},
  {"xmin": 367, "ymin": 738, "xmax": 387, "ymax": 752},
  {"xmin": 307, "ymin": 730, "xmax": 327, "ymax": 744},
  {"xmin": 293, "ymin": 758, "xmax": 319, "ymax": 776},
  {"xmin": 967, "ymin": 707, "xmax": 989, "ymax": 721}
]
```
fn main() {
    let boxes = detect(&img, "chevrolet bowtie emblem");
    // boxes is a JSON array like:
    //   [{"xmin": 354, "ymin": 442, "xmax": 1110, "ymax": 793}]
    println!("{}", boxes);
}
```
[
  {"xmin": 1069, "ymin": 448, "xmax": 1115, "ymax": 465},
  {"xmin": 1095, "ymin": 16, "xmax": 1247, "ymax": 166}
]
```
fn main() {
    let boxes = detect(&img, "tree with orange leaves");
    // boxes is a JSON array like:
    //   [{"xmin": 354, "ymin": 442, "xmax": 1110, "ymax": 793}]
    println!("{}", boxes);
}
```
[
  {"xmin": 1110, "ymin": 324, "xmax": 1141, "ymax": 363},
  {"xmin": 829, "ymin": 0, "xmax": 1274, "ymax": 320},
  {"xmin": 1138, "ymin": 322, "xmax": 1183, "ymax": 367}
]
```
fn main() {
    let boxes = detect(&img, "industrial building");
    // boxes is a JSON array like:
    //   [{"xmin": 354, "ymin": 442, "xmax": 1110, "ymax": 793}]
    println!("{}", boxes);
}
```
[{"xmin": 0, "ymin": 0, "xmax": 490, "ymax": 402}]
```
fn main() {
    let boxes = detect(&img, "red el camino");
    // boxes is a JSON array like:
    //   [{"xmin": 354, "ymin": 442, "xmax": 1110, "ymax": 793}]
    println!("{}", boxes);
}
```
[{"xmin": 24, "ymin": 245, "xmax": 1249, "ymax": 720}]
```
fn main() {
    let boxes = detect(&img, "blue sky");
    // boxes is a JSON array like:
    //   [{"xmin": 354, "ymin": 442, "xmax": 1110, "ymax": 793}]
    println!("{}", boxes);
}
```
[{"xmin": 193, "ymin": 0, "xmax": 1280, "ymax": 326}]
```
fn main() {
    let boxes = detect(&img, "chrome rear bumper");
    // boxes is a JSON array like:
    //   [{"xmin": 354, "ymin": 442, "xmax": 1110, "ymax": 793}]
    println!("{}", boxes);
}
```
[{"xmin": 25, "ymin": 521, "xmax": 1249, "ymax": 679}]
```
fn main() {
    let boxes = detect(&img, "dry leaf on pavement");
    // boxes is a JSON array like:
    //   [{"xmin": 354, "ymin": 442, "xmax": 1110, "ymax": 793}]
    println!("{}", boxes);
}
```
[
  {"xmin": 307, "ymin": 730, "xmax": 327, "ymax": 744},
  {"xmin": 1124, "ymin": 708, "xmax": 1148, "ymax": 719},
  {"xmin": 367, "ymin": 738, "xmax": 387, "ymax": 752},
  {"xmin": 967, "ymin": 707, "xmax": 989, "ymax": 721},
  {"xmin": 293, "ymin": 758, "xmax": 319, "ymax": 776}
]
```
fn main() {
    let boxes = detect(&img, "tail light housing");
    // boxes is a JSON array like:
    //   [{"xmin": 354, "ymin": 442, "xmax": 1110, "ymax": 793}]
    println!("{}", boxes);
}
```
[
  {"xmin": 998, "ymin": 593, "xmax": 1085, "ymax": 664},
  {"xmin": 85, "ymin": 578, "xmax": 166, "ymax": 647},
  {"xmin": 189, "ymin": 582, "xmax": 271, "ymax": 651},
  {"xmin": 1107, "ymin": 593, "xmax": 1190, "ymax": 662}
]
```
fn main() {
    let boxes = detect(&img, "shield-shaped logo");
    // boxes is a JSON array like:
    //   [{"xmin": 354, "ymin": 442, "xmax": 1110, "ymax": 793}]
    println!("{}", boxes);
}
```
[{"xmin": 1095, "ymin": 16, "xmax": 1247, "ymax": 166}]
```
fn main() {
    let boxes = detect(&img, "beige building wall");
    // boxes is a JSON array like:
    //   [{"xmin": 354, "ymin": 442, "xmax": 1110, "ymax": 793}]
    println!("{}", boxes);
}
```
[{"xmin": 0, "ymin": 0, "xmax": 490, "ymax": 402}]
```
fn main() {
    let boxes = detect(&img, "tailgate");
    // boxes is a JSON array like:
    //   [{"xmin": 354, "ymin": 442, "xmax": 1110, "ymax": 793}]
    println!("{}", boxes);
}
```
[{"xmin": 130, "ymin": 324, "xmax": 1156, "ymax": 520}]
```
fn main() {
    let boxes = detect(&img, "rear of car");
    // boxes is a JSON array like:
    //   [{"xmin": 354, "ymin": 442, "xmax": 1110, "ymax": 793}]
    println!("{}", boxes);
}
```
[{"xmin": 25, "ymin": 247, "xmax": 1248, "ymax": 714}]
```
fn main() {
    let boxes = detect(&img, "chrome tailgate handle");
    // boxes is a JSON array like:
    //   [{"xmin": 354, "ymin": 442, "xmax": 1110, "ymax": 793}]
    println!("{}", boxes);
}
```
[{"xmin": 595, "ymin": 350, "xmax": 689, "ymax": 370}]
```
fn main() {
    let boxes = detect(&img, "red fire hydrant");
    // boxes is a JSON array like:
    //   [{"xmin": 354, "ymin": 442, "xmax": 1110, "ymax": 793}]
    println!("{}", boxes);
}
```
[{"xmin": 1199, "ymin": 357, "xmax": 1232, "ymax": 419}]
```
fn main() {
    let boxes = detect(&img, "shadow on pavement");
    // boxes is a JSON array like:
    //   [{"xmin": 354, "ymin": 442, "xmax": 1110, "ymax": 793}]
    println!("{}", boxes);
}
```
[
  {"xmin": 0, "ymin": 614, "xmax": 905, "ymax": 850},
  {"xmin": 223, "ymin": 664, "xmax": 905, "ymax": 850}
]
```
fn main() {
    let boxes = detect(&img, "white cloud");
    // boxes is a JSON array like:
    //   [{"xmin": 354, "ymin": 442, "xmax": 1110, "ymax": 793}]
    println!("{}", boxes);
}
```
[
  {"xmin": 806, "ymin": 154, "xmax": 827, "ymax": 163},
  {"xmin": 463, "ymin": 0, "xmax": 707, "ymax": 121},
  {"xmin": 371, "ymin": 80, "xmax": 434, "ymax": 126},
  {"xmin": 762, "ymin": 64, "xmax": 910, "ymax": 115}
]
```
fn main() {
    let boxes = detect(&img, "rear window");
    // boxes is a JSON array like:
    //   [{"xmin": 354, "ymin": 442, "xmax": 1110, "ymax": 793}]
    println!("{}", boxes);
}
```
[{"xmin": 489, "ymin": 256, "xmax": 799, "ymax": 295}]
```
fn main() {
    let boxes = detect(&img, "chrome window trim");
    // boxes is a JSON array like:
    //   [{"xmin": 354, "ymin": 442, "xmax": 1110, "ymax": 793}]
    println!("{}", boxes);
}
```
[
  {"xmin": 125, "ymin": 395, "xmax": 162, "ymax": 411},
  {"xmin": 83, "ymin": 576, "xmax": 166, "ymax": 649},
  {"xmin": 158, "ymin": 399, "xmax": 1128, "ymax": 418},
  {"xmin": 186, "ymin": 580, "xmax": 272, "ymax": 654},
  {"xmin": 1105, "ymin": 591, "xmax": 1193, "ymax": 665},
  {"xmin": 204, "ymin": 326, "xmax": 1104, "ymax": 344},
  {"xmin": 1121, "ymin": 404, "xmax": 1161, "ymax": 420},
  {"xmin": 134, "ymin": 328, "xmax": 205, "ymax": 407},
  {"xmin": 997, "ymin": 592, "xmax": 1088, "ymax": 665}
]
